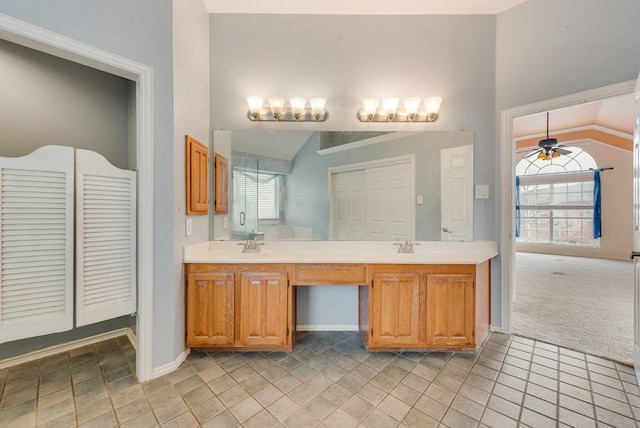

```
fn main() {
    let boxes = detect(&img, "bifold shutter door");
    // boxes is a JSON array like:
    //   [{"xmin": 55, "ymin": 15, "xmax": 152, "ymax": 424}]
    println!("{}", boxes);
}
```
[
  {"xmin": 0, "ymin": 146, "xmax": 74, "ymax": 343},
  {"xmin": 75, "ymin": 149, "xmax": 136, "ymax": 327}
]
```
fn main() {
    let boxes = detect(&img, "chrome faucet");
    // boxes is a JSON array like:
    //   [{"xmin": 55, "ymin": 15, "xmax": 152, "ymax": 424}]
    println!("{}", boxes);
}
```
[
  {"xmin": 394, "ymin": 240, "xmax": 419, "ymax": 254},
  {"xmin": 238, "ymin": 238, "xmax": 264, "ymax": 253}
]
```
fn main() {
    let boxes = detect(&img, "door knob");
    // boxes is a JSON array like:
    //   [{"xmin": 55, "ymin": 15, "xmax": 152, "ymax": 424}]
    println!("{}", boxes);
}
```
[{"xmin": 442, "ymin": 227, "xmax": 453, "ymax": 233}]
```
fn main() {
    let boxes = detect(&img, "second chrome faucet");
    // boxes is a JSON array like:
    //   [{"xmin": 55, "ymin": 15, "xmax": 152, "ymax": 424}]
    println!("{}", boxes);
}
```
[{"xmin": 394, "ymin": 240, "xmax": 419, "ymax": 253}]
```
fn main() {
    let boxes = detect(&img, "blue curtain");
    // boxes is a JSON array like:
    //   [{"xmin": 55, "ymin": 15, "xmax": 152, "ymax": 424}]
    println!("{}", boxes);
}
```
[
  {"xmin": 593, "ymin": 170, "xmax": 602, "ymax": 238},
  {"xmin": 515, "ymin": 176, "xmax": 521, "ymax": 238}
]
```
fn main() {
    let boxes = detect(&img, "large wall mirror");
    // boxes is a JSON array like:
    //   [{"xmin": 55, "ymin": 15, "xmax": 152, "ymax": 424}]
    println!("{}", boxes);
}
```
[{"xmin": 212, "ymin": 130, "xmax": 474, "ymax": 242}]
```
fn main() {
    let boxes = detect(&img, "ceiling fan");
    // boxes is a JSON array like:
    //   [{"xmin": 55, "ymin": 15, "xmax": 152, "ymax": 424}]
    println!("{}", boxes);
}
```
[{"xmin": 524, "ymin": 112, "xmax": 571, "ymax": 160}]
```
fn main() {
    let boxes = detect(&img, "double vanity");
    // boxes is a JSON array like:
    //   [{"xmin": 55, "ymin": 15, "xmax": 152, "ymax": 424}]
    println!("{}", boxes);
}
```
[{"xmin": 183, "ymin": 240, "xmax": 497, "ymax": 353}]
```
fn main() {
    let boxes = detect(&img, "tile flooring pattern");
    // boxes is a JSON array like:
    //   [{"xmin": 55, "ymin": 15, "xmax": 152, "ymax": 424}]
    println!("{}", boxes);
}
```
[{"xmin": 0, "ymin": 332, "xmax": 639, "ymax": 427}]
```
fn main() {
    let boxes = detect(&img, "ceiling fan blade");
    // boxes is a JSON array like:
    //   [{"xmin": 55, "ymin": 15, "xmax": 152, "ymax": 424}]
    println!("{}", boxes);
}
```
[
  {"xmin": 524, "ymin": 149, "xmax": 542, "ymax": 159},
  {"xmin": 556, "ymin": 148, "xmax": 572, "ymax": 155}
]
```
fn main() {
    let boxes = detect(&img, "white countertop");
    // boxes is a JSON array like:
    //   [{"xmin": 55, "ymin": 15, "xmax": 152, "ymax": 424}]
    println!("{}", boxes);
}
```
[{"xmin": 183, "ymin": 240, "xmax": 498, "ymax": 265}]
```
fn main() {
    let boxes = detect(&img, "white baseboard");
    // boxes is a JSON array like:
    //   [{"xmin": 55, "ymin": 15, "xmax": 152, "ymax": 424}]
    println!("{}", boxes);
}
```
[
  {"xmin": 126, "ymin": 329, "xmax": 138, "ymax": 352},
  {"xmin": 152, "ymin": 347, "xmax": 191, "ymax": 380},
  {"xmin": 296, "ymin": 324, "xmax": 359, "ymax": 331},
  {"xmin": 0, "ymin": 328, "xmax": 132, "ymax": 370},
  {"xmin": 490, "ymin": 325, "xmax": 504, "ymax": 333}
]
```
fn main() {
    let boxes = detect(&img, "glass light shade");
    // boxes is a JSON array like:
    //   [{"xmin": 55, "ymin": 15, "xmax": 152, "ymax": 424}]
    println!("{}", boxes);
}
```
[
  {"xmin": 309, "ymin": 98, "xmax": 327, "ymax": 116},
  {"xmin": 362, "ymin": 98, "xmax": 379, "ymax": 116},
  {"xmin": 424, "ymin": 96, "xmax": 443, "ymax": 114},
  {"xmin": 382, "ymin": 97, "xmax": 400, "ymax": 116},
  {"xmin": 289, "ymin": 97, "xmax": 307, "ymax": 115},
  {"xmin": 403, "ymin": 97, "xmax": 421, "ymax": 115},
  {"xmin": 246, "ymin": 96, "xmax": 264, "ymax": 114},
  {"xmin": 268, "ymin": 96, "xmax": 286, "ymax": 115}
]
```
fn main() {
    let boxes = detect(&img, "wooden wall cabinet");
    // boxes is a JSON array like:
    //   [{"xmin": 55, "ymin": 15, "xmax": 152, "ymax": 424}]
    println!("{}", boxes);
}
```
[
  {"xmin": 186, "ymin": 135, "xmax": 209, "ymax": 215},
  {"xmin": 213, "ymin": 152, "xmax": 228, "ymax": 214}
]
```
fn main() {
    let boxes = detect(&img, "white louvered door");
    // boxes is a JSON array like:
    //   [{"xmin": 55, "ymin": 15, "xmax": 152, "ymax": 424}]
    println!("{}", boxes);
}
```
[
  {"xmin": 0, "ymin": 146, "xmax": 74, "ymax": 343},
  {"xmin": 75, "ymin": 149, "xmax": 136, "ymax": 327}
]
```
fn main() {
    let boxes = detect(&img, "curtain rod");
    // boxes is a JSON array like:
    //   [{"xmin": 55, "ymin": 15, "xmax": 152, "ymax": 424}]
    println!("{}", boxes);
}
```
[{"xmin": 517, "ymin": 167, "xmax": 614, "ymax": 179}]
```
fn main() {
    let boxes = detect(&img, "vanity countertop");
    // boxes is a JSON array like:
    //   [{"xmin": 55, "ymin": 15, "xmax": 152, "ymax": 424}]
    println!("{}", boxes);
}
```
[{"xmin": 183, "ymin": 240, "xmax": 498, "ymax": 265}]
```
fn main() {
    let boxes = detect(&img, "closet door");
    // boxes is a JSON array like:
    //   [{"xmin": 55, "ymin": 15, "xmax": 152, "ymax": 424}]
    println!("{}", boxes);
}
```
[
  {"xmin": 75, "ymin": 149, "xmax": 136, "ymax": 326},
  {"xmin": 0, "ymin": 146, "xmax": 74, "ymax": 343}
]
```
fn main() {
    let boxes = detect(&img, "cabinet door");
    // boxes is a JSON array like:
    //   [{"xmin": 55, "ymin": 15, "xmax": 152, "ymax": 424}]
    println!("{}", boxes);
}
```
[
  {"xmin": 214, "ymin": 152, "xmax": 228, "ymax": 214},
  {"xmin": 371, "ymin": 272, "xmax": 421, "ymax": 347},
  {"xmin": 239, "ymin": 272, "xmax": 288, "ymax": 347},
  {"xmin": 426, "ymin": 274, "xmax": 474, "ymax": 347},
  {"xmin": 186, "ymin": 272, "xmax": 234, "ymax": 346},
  {"xmin": 186, "ymin": 136, "xmax": 209, "ymax": 215}
]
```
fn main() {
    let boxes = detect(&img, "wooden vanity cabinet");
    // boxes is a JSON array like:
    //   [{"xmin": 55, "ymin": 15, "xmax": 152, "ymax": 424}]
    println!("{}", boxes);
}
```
[
  {"xmin": 185, "ymin": 264, "xmax": 292, "ymax": 350},
  {"xmin": 239, "ymin": 272, "xmax": 288, "ymax": 347},
  {"xmin": 425, "ymin": 274, "xmax": 475, "ymax": 348},
  {"xmin": 186, "ymin": 272, "xmax": 234, "ymax": 346},
  {"xmin": 370, "ymin": 272, "xmax": 422, "ymax": 348},
  {"xmin": 365, "ymin": 262, "xmax": 489, "ymax": 351},
  {"xmin": 185, "ymin": 260, "xmax": 490, "ymax": 352}
]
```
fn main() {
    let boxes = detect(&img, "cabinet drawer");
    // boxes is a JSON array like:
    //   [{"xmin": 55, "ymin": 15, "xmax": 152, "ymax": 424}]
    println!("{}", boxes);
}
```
[{"xmin": 293, "ymin": 264, "xmax": 367, "ymax": 285}]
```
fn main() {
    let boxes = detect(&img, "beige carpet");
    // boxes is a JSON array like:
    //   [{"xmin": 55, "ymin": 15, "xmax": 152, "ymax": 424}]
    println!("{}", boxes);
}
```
[{"xmin": 513, "ymin": 252, "xmax": 634, "ymax": 365}]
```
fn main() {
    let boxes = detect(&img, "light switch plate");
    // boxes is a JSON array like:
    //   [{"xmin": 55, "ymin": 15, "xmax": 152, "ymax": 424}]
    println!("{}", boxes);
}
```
[
  {"xmin": 475, "ymin": 184, "xmax": 489, "ymax": 199},
  {"xmin": 185, "ymin": 218, "xmax": 192, "ymax": 236},
  {"xmin": 417, "ymin": 195, "xmax": 424, "ymax": 205}
]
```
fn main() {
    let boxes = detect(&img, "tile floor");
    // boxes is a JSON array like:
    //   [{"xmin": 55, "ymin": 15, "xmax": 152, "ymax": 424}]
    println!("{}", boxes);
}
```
[{"xmin": 0, "ymin": 331, "xmax": 639, "ymax": 427}]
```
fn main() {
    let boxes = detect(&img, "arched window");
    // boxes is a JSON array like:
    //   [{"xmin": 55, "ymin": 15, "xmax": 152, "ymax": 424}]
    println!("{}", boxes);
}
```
[{"xmin": 516, "ymin": 146, "xmax": 599, "ymax": 247}]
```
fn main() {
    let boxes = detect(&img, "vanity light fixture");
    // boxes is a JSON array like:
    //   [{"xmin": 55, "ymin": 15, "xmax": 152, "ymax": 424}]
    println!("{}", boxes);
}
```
[
  {"xmin": 358, "ymin": 96, "xmax": 442, "ymax": 122},
  {"xmin": 246, "ymin": 96, "xmax": 328, "ymax": 121}
]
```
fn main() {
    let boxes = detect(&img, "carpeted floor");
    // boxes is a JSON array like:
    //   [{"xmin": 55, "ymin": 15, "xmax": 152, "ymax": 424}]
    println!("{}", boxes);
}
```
[{"xmin": 513, "ymin": 252, "xmax": 634, "ymax": 365}]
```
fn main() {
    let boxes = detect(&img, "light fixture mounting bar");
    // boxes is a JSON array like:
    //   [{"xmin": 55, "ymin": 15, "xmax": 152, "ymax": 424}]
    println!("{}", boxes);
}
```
[
  {"xmin": 247, "ymin": 109, "xmax": 328, "ymax": 122},
  {"xmin": 357, "ymin": 108, "xmax": 439, "ymax": 123}
]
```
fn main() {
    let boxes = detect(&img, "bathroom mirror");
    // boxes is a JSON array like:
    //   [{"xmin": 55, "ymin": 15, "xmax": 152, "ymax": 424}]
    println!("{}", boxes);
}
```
[{"xmin": 212, "ymin": 130, "xmax": 474, "ymax": 241}]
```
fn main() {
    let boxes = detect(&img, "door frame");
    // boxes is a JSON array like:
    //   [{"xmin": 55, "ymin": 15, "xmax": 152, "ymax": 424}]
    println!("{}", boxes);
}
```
[
  {"xmin": 328, "ymin": 154, "xmax": 416, "ymax": 240},
  {"xmin": 0, "ymin": 14, "xmax": 154, "ymax": 381},
  {"xmin": 499, "ymin": 79, "xmax": 635, "ymax": 334}
]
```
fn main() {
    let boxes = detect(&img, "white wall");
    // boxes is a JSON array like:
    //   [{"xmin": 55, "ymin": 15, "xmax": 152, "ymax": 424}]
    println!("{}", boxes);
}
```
[{"xmin": 516, "ymin": 141, "xmax": 633, "ymax": 261}]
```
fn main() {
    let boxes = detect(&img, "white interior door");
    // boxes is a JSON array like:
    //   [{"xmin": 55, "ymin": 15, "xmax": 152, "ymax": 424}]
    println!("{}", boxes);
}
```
[
  {"xmin": 330, "ymin": 156, "xmax": 414, "ymax": 241},
  {"xmin": 366, "ymin": 165, "xmax": 412, "ymax": 240},
  {"xmin": 633, "ymin": 73, "xmax": 640, "ymax": 381},
  {"xmin": 0, "ymin": 146, "xmax": 74, "ymax": 343},
  {"xmin": 75, "ymin": 149, "xmax": 136, "ymax": 327},
  {"xmin": 441, "ymin": 144, "xmax": 474, "ymax": 241},
  {"xmin": 333, "ymin": 170, "xmax": 366, "ymax": 240}
]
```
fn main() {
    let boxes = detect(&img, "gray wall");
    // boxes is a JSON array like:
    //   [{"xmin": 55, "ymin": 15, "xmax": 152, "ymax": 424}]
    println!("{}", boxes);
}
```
[
  {"xmin": 210, "ymin": 13, "xmax": 497, "ymax": 327},
  {"xmin": 0, "ymin": 0, "xmax": 179, "ymax": 368},
  {"xmin": 287, "ymin": 131, "xmax": 474, "ymax": 241},
  {"xmin": 495, "ymin": 0, "xmax": 640, "ymax": 325},
  {"xmin": 172, "ymin": 0, "xmax": 211, "ymax": 364},
  {"xmin": 290, "ymin": 131, "xmax": 474, "ymax": 326},
  {"xmin": 0, "ymin": 37, "xmax": 132, "ymax": 358},
  {"xmin": 0, "ymin": 39, "xmax": 130, "ymax": 168}
]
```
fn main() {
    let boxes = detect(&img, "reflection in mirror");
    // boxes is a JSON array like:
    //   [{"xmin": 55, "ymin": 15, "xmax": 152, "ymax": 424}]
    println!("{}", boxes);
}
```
[{"xmin": 213, "ymin": 130, "xmax": 473, "ymax": 241}]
